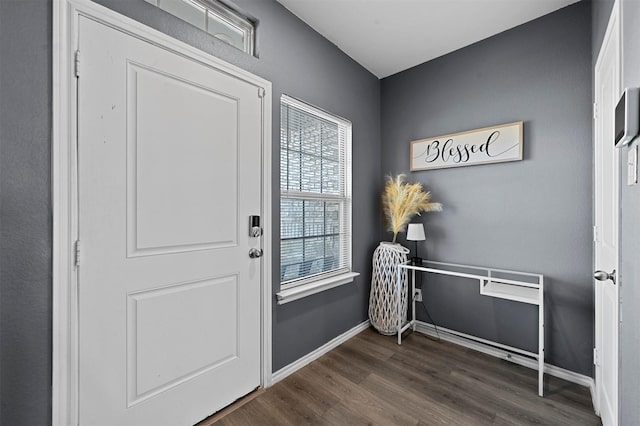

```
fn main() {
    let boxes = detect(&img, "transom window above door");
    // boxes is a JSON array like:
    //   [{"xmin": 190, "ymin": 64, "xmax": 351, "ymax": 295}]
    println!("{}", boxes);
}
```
[
  {"xmin": 143, "ymin": 0, "xmax": 255, "ymax": 55},
  {"xmin": 280, "ymin": 95, "xmax": 353, "ymax": 291}
]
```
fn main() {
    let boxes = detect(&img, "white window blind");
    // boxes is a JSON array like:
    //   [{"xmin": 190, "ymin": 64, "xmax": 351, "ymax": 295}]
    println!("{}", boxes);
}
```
[{"xmin": 280, "ymin": 95, "xmax": 352, "ymax": 289}]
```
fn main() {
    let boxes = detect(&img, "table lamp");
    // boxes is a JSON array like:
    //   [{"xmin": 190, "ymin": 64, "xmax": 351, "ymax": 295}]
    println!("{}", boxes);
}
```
[{"xmin": 406, "ymin": 223, "xmax": 426, "ymax": 265}]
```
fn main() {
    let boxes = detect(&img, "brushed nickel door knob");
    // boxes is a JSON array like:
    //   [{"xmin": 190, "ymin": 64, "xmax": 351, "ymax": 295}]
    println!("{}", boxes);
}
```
[
  {"xmin": 594, "ymin": 269, "xmax": 616, "ymax": 285},
  {"xmin": 249, "ymin": 248, "xmax": 263, "ymax": 259}
]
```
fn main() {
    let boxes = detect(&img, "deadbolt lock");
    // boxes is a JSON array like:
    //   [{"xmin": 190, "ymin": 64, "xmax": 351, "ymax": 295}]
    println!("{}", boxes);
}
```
[{"xmin": 249, "ymin": 215, "xmax": 262, "ymax": 237}]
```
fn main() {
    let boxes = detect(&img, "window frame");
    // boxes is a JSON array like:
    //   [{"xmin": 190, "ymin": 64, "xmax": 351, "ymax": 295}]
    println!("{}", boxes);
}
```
[
  {"xmin": 279, "ymin": 95, "xmax": 354, "ymax": 293},
  {"xmin": 198, "ymin": 0, "xmax": 255, "ymax": 55},
  {"xmin": 143, "ymin": 0, "xmax": 256, "ymax": 55}
]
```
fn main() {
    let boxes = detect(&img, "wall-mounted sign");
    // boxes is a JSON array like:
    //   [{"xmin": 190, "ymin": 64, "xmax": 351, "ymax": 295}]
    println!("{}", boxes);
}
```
[{"xmin": 410, "ymin": 121, "xmax": 523, "ymax": 171}]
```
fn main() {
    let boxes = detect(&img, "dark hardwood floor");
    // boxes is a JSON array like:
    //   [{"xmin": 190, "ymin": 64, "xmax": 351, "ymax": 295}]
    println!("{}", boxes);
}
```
[{"xmin": 203, "ymin": 328, "xmax": 601, "ymax": 425}]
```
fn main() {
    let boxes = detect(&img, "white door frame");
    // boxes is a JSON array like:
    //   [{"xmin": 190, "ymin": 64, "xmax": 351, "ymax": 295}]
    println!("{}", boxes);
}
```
[
  {"xmin": 593, "ymin": 0, "xmax": 621, "ymax": 422},
  {"xmin": 51, "ymin": 1, "xmax": 272, "ymax": 425}
]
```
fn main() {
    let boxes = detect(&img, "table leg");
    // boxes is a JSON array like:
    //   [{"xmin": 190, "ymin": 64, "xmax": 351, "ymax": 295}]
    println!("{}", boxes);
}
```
[
  {"xmin": 538, "ymin": 278, "xmax": 544, "ymax": 397},
  {"xmin": 397, "ymin": 266, "xmax": 402, "ymax": 345},
  {"xmin": 412, "ymin": 269, "xmax": 416, "ymax": 332}
]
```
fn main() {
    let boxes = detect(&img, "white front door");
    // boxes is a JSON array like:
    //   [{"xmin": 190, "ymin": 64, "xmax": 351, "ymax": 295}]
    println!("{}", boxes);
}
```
[
  {"xmin": 594, "ymin": 5, "xmax": 620, "ymax": 426},
  {"xmin": 77, "ymin": 15, "xmax": 264, "ymax": 426}
]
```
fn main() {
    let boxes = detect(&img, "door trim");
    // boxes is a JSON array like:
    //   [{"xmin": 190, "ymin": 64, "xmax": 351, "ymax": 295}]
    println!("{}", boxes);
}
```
[
  {"xmin": 52, "ymin": 1, "xmax": 272, "ymax": 425},
  {"xmin": 593, "ymin": 0, "xmax": 621, "ymax": 422}
]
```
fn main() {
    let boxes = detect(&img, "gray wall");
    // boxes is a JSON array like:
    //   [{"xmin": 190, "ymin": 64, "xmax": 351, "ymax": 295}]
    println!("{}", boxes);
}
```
[
  {"xmin": 620, "ymin": 1, "xmax": 640, "ymax": 423},
  {"xmin": 0, "ymin": 1, "xmax": 53, "ymax": 425},
  {"xmin": 381, "ymin": 2, "xmax": 594, "ymax": 375},
  {"xmin": 0, "ymin": 0, "xmax": 380, "ymax": 424},
  {"xmin": 592, "ymin": 0, "xmax": 615, "ymax": 64}
]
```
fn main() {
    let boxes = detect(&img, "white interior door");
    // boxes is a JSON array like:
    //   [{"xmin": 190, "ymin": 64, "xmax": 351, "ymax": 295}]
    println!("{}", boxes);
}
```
[
  {"xmin": 77, "ymin": 15, "xmax": 264, "ymax": 426},
  {"xmin": 594, "ymin": 6, "xmax": 620, "ymax": 426}
]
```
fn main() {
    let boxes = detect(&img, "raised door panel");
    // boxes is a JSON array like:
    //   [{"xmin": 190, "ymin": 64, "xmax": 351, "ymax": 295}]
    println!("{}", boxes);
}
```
[
  {"xmin": 127, "ymin": 63, "xmax": 238, "ymax": 256},
  {"xmin": 127, "ymin": 275, "xmax": 239, "ymax": 405}
]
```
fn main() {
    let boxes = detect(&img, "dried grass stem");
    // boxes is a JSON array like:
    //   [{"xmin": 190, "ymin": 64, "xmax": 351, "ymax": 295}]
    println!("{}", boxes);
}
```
[{"xmin": 382, "ymin": 174, "xmax": 442, "ymax": 242}]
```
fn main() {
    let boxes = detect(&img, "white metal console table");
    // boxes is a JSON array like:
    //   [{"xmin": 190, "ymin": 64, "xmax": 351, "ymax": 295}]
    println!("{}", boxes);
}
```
[{"xmin": 396, "ymin": 260, "xmax": 545, "ymax": 396}]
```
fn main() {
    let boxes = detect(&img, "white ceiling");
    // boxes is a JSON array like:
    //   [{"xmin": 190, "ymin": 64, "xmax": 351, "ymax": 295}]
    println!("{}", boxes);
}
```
[{"xmin": 275, "ymin": 0, "xmax": 581, "ymax": 78}]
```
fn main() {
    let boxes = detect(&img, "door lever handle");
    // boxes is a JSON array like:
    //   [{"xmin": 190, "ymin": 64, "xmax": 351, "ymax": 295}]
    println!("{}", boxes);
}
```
[
  {"xmin": 249, "ymin": 248, "xmax": 263, "ymax": 259},
  {"xmin": 594, "ymin": 269, "xmax": 616, "ymax": 285}
]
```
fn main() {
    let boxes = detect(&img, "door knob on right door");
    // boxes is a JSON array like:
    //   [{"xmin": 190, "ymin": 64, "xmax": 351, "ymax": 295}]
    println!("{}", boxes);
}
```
[{"xmin": 594, "ymin": 269, "xmax": 616, "ymax": 285}]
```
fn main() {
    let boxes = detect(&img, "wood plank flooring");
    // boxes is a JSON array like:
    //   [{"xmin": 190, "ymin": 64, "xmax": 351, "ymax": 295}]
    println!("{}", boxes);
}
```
[{"xmin": 201, "ymin": 328, "xmax": 601, "ymax": 426}]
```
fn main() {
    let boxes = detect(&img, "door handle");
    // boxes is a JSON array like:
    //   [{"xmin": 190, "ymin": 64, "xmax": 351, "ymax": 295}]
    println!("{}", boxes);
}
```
[
  {"xmin": 594, "ymin": 269, "xmax": 616, "ymax": 285},
  {"xmin": 249, "ymin": 248, "xmax": 263, "ymax": 259}
]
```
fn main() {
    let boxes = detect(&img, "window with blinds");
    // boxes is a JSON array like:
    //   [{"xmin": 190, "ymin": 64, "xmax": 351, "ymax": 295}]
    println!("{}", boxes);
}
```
[{"xmin": 280, "ymin": 95, "xmax": 352, "ymax": 289}]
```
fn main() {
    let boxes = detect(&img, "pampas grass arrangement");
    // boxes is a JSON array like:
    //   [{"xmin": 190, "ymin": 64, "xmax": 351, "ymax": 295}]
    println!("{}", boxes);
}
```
[{"xmin": 383, "ymin": 174, "xmax": 442, "ymax": 243}]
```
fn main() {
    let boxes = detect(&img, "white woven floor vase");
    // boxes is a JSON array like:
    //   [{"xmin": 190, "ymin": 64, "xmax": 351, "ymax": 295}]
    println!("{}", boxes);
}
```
[{"xmin": 369, "ymin": 242, "xmax": 410, "ymax": 335}]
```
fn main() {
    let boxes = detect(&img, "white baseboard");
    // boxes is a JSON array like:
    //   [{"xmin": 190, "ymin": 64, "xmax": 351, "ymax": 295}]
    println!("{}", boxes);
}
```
[
  {"xmin": 413, "ymin": 321, "xmax": 596, "ymax": 405},
  {"xmin": 269, "ymin": 319, "xmax": 597, "ymax": 414},
  {"xmin": 270, "ymin": 320, "xmax": 370, "ymax": 385}
]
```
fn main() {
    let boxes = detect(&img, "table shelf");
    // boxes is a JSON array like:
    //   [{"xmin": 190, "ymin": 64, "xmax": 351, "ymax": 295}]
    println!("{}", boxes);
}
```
[{"xmin": 480, "ymin": 279, "xmax": 540, "ymax": 305}]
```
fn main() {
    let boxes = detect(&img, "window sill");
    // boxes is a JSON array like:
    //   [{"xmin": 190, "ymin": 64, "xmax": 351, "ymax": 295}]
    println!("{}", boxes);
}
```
[{"xmin": 276, "ymin": 272, "xmax": 360, "ymax": 305}]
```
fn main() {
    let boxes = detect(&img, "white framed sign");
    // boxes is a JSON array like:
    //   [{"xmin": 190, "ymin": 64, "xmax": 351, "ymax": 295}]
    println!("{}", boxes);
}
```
[{"xmin": 410, "ymin": 121, "xmax": 523, "ymax": 171}]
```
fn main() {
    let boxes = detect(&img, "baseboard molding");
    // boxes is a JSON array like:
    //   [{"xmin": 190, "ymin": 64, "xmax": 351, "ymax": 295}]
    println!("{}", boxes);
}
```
[
  {"xmin": 271, "ymin": 320, "xmax": 370, "ymax": 385},
  {"xmin": 414, "ymin": 321, "xmax": 596, "ymax": 401},
  {"xmin": 270, "ymin": 319, "xmax": 597, "ymax": 412}
]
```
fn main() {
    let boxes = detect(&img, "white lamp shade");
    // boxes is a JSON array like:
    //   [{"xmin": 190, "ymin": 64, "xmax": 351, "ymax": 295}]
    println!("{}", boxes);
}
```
[{"xmin": 406, "ymin": 223, "xmax": 426, "ymax": 241}]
